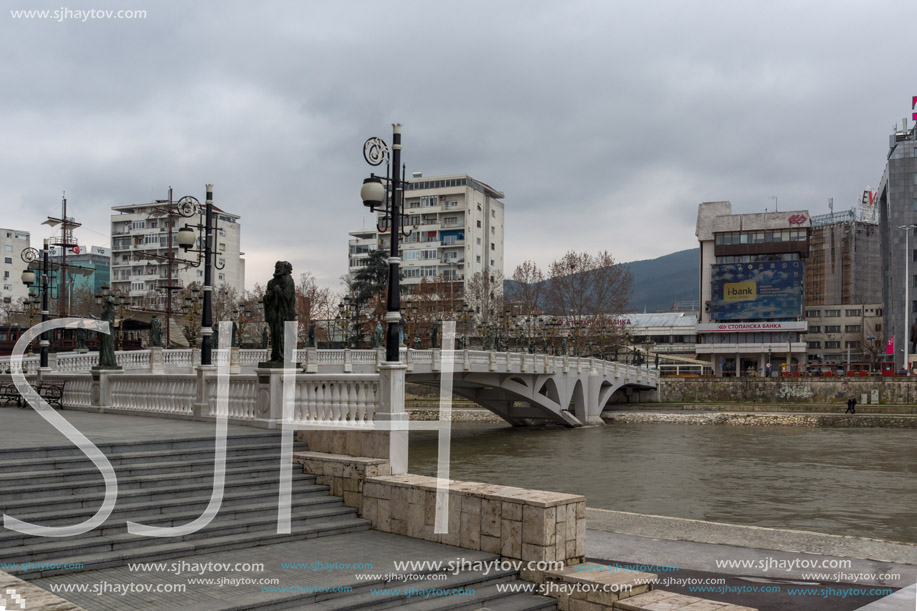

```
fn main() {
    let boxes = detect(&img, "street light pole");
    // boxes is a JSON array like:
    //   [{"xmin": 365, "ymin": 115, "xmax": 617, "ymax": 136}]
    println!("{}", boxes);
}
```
[
  {"xmin": 361, "ymin": 125, "xmax": 409, "ymax": 363},
  {"xmin": 901, "ymin": 225, "xmax": 916, "ymax": 374},
  {"xmin": 201, "ymin": 184, "xmax": 214, "ymax": 365},
  {"xmin": 40, "ymin": 241, "xmax": 50, "ymax": 368}
]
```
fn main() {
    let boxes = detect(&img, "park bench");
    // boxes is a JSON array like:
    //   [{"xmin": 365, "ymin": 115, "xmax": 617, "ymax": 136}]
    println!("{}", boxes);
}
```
[{"xmin": 0, "ymin": 380, "xmax": 66, "ymax": 408}]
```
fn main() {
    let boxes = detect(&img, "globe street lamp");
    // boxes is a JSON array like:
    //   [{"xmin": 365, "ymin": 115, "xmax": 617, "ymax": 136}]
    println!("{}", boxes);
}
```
[
  {"xmin": 20, "ymin": 240, "xmax": 53, "ymax": 368},
  {"xmin": 175, "ymin": 185, "xmax": 221, "ymax": 365},
  {"xmin": 360, "ymin": 126, "xmax": 411, "ymax": 363}
]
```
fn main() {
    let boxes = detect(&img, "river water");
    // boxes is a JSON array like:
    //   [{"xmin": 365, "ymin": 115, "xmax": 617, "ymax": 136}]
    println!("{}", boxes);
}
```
[{"xmin": 408, "ymin": 422, "xmax": 917, "ymax": 544}]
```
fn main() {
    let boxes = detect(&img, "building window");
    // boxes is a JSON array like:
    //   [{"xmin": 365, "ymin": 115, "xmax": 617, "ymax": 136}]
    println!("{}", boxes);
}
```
[
  {"xmin": 476, "ymin": 203, "xmax": 482, "ymax": 212},
  {"xmin": 825, "ymin": 341, "xmax": 841, "ymax": 349},
  {"xmin": 824, "ymin": 310, "xmax": 840, "ymax": 317},
  {"xmin": 491, "ymin": 210, "xmax": 495, "ymax": 218},
  {"xmin": 845, "ymin": 341, "xmax": 859, "ymax": 349},
  {"xmin": 824, "ymin": 325, "xmax": 841, "ymax": 333},
  {"xmin": 218, "ymin": 273, "xmax": 224, "ymax": 281},
  {"xmin": 845, "ymin": 325, "xmax": 861, "ymax": 333},
  {"xmin": 913, "ymin": 173, "xmax": 917, "ymax": 185},
  {"xmin": 805, "ymin": 310, "xmax": 820, "ymax": 318},
  {"xmin": 477, "ymin": 220, "xmax": 482, "ymax": 228},
  {"xmin": 809, "ymin": 326, "xmax": 821, "ymax": 333},
  {"xmin": 219, "ymin": 243, "xmax": 226, "ymax": 252},
  {"xmin": 845, "ymin": 309, "xmax": 861, "ymax": 316},
  {"xmin": 491, "ymin": 243, "xmax": 495, "ymax": 251},
  {"xmin": 476, "ymin": 255, "xmax": 481, "ymax": 263},
  {"xmin": 807, "ymin": 341, "xmax": 821, "ymax": 349},
  {"xmin": 3, "ymin": 246, "xmax": 11, "ymax": 252},
  {"xmin": 476, "ymin": 237, "xmax": 481, "ymax": 245},
  {"xmin": 3, "ymin": 257, "xmax": 10, "ymax": 264}
]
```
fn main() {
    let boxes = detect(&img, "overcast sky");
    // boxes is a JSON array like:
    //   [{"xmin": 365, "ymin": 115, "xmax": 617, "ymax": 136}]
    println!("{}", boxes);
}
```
[{"xmin": 2, "ymin": 0, "xmax": 912, "ymax": 292}]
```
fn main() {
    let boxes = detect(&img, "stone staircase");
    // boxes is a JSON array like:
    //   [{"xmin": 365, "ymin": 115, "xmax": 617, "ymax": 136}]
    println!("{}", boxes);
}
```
[
  {"xmin": 0, "ymin": 431, "xmax": 557, "ymax": 610},
  {"xmin": 0, "ymin": 432, "xmax": 366, "ymax": 580}
]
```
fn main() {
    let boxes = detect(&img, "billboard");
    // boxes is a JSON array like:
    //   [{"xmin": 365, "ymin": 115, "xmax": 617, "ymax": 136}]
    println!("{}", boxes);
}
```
[{"xmin": 710, "ymin": 261, "xmax": 804, "ymax": 321}]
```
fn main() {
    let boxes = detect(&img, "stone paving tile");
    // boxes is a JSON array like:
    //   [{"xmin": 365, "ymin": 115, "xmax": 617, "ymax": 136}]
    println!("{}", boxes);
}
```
[
  {"xmin": 31, "ymin": 530, "xmax": 498, "ymax": 610},
  {"xmin": 0, "ymin": 407, "xmax": 269, "ymax": 449}
]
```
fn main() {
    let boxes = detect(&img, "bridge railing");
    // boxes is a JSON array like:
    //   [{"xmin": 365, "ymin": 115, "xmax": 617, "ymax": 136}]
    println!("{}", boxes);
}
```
[{"xmin": 0, "ymin": 348, "xmax": 658, "ymax": 385}]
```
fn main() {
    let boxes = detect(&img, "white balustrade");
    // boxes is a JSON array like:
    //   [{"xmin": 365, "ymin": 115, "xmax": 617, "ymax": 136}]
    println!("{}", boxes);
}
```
[
  {"xmin": 115, "ymin": 350, "xmax": 150, "ymax": 370},
  {"xmin": 110, "ymin": 374, "xmax": 196, "ymax": 415},
  {"xmin": 291, "ymin": 374, "xmax": 379, "ymax": 425},
  {"xmin": 206, "ymin": 374, "xmax": 258, "ymax": 419},
  {"xmin": 0, "ymin": 355, "xmax": 40, "ymax": 374}
]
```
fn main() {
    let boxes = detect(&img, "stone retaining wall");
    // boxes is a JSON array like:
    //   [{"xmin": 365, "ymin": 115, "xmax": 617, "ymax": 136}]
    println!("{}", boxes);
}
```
[
  {"xmin": 660, "ymin": 377, "xmax": 917, "ymax": 404},
  {"xmin": 294, "ymin": 452, "xmax": 586, "ymax": 567},
  {"xmin": 603, "ymin": 412, "xmax": 917, "ymax": 428}
]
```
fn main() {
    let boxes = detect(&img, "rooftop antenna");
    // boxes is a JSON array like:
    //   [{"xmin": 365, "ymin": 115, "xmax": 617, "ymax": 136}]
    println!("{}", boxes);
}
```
[{"xmin": 769, "ymin": 196, "xmax": 778, "ymax": 213}]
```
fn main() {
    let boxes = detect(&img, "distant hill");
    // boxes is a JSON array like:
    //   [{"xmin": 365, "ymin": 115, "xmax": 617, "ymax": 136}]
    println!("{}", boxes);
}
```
[
  {"xmin": 624, "ymin": 248, "xmax": 698, "ymax": 313},
  {"xmin": 503, "ymin": 248, "xmax": 698, "ymax": 314}
]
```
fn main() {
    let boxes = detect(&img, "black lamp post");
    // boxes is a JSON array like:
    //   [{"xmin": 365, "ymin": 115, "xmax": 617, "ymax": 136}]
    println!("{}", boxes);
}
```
[
  {"xmin": 360, "ymin": 126, "xmax": 410, "ymax": 363},
  {"xmin": 175, "ymin": 185, "xmax": 221, "ymax": 365},
  {"xmin": 20, "ymin": 241, "xmax": 52, "ymax": 368}
]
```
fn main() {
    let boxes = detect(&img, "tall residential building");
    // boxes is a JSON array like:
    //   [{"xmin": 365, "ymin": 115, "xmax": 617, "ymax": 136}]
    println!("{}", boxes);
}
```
[
  {"xmin": 348, "ymin": 174, "xmax": 505, "ymax": 298},
  {"xmin": 695, "ymin": 201, "xmax": 810, "ymax": 377},
  {"xmin": 805, "ymin": 209, "xmax": 881, "ymax": 306},
  {"xmin": 110, "ymin": 201, "xmax": 244, "ymax": 308},
  {"xmin": 877, "ymin": 119, "xmax": 917, "ymax": 370},
  {"xmin": 0, "ymin": 228, "xmax": 31, "ymax": 309}
]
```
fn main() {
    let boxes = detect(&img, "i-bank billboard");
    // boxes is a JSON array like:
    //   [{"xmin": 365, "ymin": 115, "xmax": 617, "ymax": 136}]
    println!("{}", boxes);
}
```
[{"xmin": 710, "ymin": 261, "xmax": 804, "ymax": 321}]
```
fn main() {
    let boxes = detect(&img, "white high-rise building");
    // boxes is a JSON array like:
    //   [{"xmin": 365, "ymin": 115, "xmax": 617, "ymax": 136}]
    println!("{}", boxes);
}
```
[
  {"xmin": 348, "ymin": 174, "xmax": 504, "ymax": 297},
  {"xmin": 110, "ymin": 201, "xmax": 244, "ymax": 307},
  {"xmin": 0, "ymin": 228, "xmax": 31, "ymax": 309}
]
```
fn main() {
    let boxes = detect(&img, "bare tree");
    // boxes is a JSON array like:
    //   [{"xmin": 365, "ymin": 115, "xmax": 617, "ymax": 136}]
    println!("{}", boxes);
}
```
[
  {"xmin": 295, "ymin": 272, "xmax": 335, "ymax": 346},
  {"xmin": 465, "ymin": 270, "xmax": 504, "ymax": 331},
  {"xmin": 546, "ymin": 251, "xmax": 633, "ymax": 355}
]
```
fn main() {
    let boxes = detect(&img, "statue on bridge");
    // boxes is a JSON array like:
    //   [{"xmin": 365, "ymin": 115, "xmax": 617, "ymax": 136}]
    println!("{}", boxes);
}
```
[
  {"xmin": 150, "ymin": 314, "xmax": 163, "ymax": 348},
  {"xmin": 262, "ymin": 261, "xmax": 296, "ymax": 364},
  {"xmin": 94, "ymin": 296, "xmax": 119, "ymax": 370},
  {"xmin": 431, "ymin": 321, "xmax": 439, "ymax": 349},
  {"xmin": 261, "ymin": 327, "xmax": 268, "ymax": 349},
  {"xmin": 485, "ymin": 328, "xmax": 495, "ymax": 351},
  {"xmin": 413, "ymin": 336, "xmax": 421, "ymax": 350},
  {"xmin": 75, "ymin": 327, "xmax": 87, "ymax": 352},
  {"xmin": 307, "ymin": 321, "xmax": 316, "ymax": 348},
  {"xmin": 231, "ymin": 320, "xmax": 239, "ymax": 348},
  {"xmin": 372, "ymin": 322, "xmax": 383, "ymax": 349}
]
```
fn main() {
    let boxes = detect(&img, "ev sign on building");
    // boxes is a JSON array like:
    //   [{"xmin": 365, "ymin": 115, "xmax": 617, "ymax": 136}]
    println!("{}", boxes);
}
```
[{"xmin": 710, "ymin": 261, "xmax": 804, "ymax": 321}]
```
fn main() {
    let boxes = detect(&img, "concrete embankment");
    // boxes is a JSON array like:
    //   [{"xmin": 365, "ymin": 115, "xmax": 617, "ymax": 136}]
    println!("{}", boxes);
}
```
[
  {"xmin": 586, "ymin": 508, "xmax": 917, "ymax": 567},
  {"xmin": 602, "ymin": 411, "xmax": 917, "ymax": 428},
  {"xmin": 407, "ymin": 406, "xmax": 505, "ymax": 423}
]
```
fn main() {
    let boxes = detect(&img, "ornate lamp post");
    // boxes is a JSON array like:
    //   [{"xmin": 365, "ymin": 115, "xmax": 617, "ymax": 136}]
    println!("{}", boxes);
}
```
[
  {"xmin": 175, "ymin": 185, "xmax": 221, "ymax": 365},
  {"xmin": 20, "ymin": 241, "xmax": 53, "ymax": 368},
  {"xmin": 337, "ymin": 296, "xmax": 356, "ymax": 348},
  {"xmin": 360, "ymin": 126, "xmax": 411, "ymax": 363},
  {"xmin": 458, "ymin": 305, "xmax": 474, "ymax": 349}
]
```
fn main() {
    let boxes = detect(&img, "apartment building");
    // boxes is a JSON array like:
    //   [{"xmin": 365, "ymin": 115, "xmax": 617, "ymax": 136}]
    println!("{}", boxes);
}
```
[
  {"xmin": 806, "ymin": 210, "xmax": 881, "ymax": 306},
  {"xmin": 804, "ymin": 304, "xmax": 883, "ymax": 367},
  {"xmin": 348, "ymin": 174, "xmax": 504, "ymax": 298},
  {"xmin": 0, "ymin": 228, "xmax": 31, "ymax": 308},
  {"xmin": 110, "ymin": 201, "xmax": 244, "ymax": 307}
]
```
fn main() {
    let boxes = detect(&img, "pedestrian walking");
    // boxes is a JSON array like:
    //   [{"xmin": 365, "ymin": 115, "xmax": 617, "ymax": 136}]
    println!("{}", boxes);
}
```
[{"xmin": 845, "ymin": 396, "xmax": 857, "ymax": 414}]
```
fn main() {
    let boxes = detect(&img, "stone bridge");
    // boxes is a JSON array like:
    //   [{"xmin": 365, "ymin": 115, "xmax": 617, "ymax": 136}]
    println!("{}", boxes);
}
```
[{"xmin": 2, "ymin": 348, "xmax": 659, "ymax": 427}]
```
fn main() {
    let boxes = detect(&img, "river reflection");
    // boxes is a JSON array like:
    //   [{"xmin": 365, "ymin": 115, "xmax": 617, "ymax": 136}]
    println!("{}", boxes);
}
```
[{"xmin": 408, "ymin": 423, "xmax": 917, "ymax": 543}]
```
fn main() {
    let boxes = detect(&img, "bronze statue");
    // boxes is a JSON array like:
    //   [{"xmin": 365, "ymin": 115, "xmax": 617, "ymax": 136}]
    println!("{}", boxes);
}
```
[
  {"xmin": 96, "ymin": 296, "xmax": 118, "ymax": 368},
  {"xmin": 264, "ymin": 261, "xmax": 296, "ymax": 363},
  {"xmin": 307, "ymin": 320, "xmax": 316, "ymax": 348},
  {"xmin": 150, "ymin": 314, "xmax": 163, "ymax": 348},
  {"xmin": 75, "ymin": 327, "xmax": 86, "ymax": 351},
  {"xmin": 372, "ymin": 322, "xmax": 383, "ymax": 348},
  {"xmin": 261, "ymin": 327, "xmax": 269, "ymax": 349},
  {"xmin": 231, "ymin": 320, "xmax": 239, "ymax": 348},
  {"xmin": 431, "ymin": 321, "xmax": 439, "ymax": 349}
]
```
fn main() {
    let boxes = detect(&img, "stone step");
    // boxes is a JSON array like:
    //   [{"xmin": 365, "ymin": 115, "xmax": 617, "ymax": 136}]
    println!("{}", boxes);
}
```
[
  {"xmin": 0, "ymin": 475, "xmax": 325, "ymax": 514},
  {"xmin": 0, "ymin": 432, "xmax": 286, "ymax": 461},
  {"xmin": 0, "ymin": 466, "xmax": 314, "ymax": 502},
  {"xmin": 0, "ymin": 494, "xmax": 346, "ymax": 547},
  {"xmin": 0, "ymin": 505, "xmax": 361, "ymax": 565},
  {"xmin": 0, "ymin": 441, "xmax": 307, "ymax": 474},
  {"xmin": 614, "ymin": 590, "xmax": 756, "ymax": 610},
  {"xmin": 14, "ymin": 516, "xmax": 371, "ymax": 579},
  {"xmin": 237, "ymin": 566, "xmax": 522, "ymax": 610},
  {"xmin": 401, "ymin": 588, "xmax": 556, "ymax": 610},
  {"xmin": 0, "ymin": 452, "xmax": 292, "ymax": 485}
]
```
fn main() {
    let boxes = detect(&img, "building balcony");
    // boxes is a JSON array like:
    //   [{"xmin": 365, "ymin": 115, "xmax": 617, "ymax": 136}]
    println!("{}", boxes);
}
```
[{"xmin": 440, "ymin": 239, "xmax": 464, "ymax": 247}]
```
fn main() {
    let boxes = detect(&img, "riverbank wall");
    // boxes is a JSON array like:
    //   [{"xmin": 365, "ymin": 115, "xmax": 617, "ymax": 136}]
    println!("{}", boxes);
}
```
[
  {"xmin": 660, "ymin": 377, "xmax": 917, "ymax": 404},
  {"xmin": 603, "ymin": 411, "xmax": 917, "ymax": 428}
]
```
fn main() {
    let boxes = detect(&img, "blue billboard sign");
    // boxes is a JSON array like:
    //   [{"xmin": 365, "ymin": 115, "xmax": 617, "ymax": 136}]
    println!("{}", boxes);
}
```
[{"xmin": 710, "ymin": 261, "xmax": 804, "ymax": 321}]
